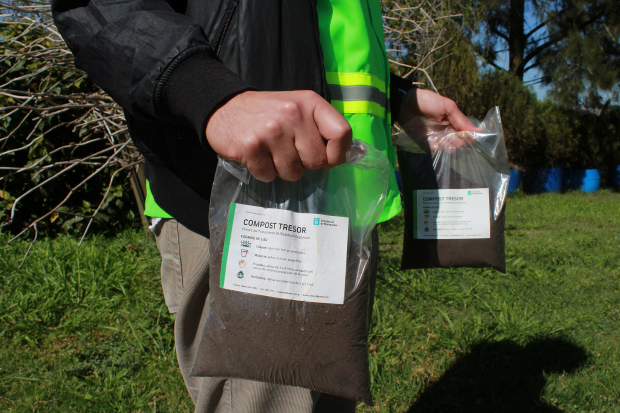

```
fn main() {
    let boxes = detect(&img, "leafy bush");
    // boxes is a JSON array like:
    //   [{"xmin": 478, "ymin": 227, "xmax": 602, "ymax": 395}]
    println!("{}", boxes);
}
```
[
  {"xmin": 438, "ymin": 63, "xmax": 615, "ymax": 169},
  {"xmin": 476, "ymin": 71, "xmax": 540, "ymax": 168}
]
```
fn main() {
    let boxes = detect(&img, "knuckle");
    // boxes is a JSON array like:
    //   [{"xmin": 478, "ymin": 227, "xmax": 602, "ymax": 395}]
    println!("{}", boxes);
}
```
[
  {"xmin": 341, "ymin": 122, "xmax": 353, "ymax": 137},
  {"xmin": 260, "ymin": 118, "xmax": 283, "ymax": 137},
  {"xmin": 332, "ymin": 122, "xmax": 352, "ymax": 141},
  {"xmin": 445, "ymin": 99, "xmax": 457, "ymax": 111},
  {"xmin": 302, "ymin": 90, "xmax": 319, "ymax": 101},
  {"xmin": 243, "ymin": 134, "xmax": 266, "ymax": 153},
  {"xmin": 279, "ymin": 100, "xmax": 302, "ymax": 118}
]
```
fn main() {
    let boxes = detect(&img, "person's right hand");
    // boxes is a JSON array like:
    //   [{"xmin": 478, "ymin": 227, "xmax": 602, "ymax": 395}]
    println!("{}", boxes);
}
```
[{"xmin": 205, "ymin": 90, "xmax": 352, "ymax": 182}]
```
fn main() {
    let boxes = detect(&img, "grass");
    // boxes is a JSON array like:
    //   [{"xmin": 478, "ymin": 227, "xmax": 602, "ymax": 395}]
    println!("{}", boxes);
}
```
[
  {"xmin": 367, "ymin": 190, "xmax": 620, "ymax": 413},
  {"xmin": 1, "ymin": 190, "xmax": 619, "ymax": 412},
  {"xmin": 0, "ymin": 231, "xmax": 187, "ymax": 412}
]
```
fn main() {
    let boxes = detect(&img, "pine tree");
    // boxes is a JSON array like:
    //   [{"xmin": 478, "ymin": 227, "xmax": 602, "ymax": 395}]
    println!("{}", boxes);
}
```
[{"xmin": 472, "ymin": 0, "xmax": 619, "ymax": 106}]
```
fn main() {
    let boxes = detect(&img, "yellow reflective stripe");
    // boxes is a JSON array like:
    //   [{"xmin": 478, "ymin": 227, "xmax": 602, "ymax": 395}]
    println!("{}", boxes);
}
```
[
  {"xmin": 331, "ymin": 100, "xmax": 386, "ymax": 118},
  {"xmin": 325, "ymin": 72, "xmax": 386, "ymax": 93},
  {"xmin": 327, "ymin": 72, "xmax": 388, "ymax": 117}
]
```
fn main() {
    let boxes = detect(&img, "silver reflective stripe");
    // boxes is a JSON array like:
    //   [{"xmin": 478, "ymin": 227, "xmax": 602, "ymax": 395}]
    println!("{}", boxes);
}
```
[{"xmin": 328, "ymin": 84, "xmax": 387, "ymax": 108}]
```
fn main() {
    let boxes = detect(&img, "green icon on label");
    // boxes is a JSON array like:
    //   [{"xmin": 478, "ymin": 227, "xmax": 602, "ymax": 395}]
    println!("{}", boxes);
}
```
[
  {"xmin": 468, "ymin": 191, "xmax": 472, "ymax": 195},
  {"xmin": 313, "ymin": 218, "xmax": 320, "ymax": 225}
]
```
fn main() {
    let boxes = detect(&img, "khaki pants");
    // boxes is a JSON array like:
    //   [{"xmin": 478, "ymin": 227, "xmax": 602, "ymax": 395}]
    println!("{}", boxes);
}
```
[{"xmin": 154, "ymin": 219, "xmax": 378, "ymax": 413}]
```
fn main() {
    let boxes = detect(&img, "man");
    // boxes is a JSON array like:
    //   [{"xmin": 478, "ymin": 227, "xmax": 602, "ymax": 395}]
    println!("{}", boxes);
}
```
[{"xmin": 52, "ymin": 0, "xmax": 478, "ymax": 411}]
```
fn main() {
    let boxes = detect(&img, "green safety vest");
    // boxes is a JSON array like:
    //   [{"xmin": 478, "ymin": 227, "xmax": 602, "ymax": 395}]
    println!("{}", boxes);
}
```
[
  {"xmin": 145, "ymin": 0, "xmax": 402, "ymax": 222},
  {"xmin": 316, "ymin": 0, "xmax": 401, "ymax": 223}
]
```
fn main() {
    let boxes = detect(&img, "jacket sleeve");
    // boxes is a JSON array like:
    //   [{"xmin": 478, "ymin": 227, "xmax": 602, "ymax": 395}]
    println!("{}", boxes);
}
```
[
  {"xmin": 389, "ymin": 72, "xmax": 416, "ymax": 124},
  {"xmin": 51, "ymin": 0, "xmax": 254, "ymax": 136}
]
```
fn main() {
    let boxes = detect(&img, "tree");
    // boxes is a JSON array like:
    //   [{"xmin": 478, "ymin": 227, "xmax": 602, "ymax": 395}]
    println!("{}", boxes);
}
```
[
  {"xmin": 382, "ymin": 0, "xmax": 466, "ymax": 92},
  {"xmin": 472, "ymin": 0, "xmax": 620, "ymax": 106}
]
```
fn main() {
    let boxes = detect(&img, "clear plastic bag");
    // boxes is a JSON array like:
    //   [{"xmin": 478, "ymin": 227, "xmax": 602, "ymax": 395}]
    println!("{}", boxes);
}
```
[
  {"xmin": 191, "ymin": 140, "xmax": 389, "ymax": 404},
  {"xmin": 396, "ymin": 107, "xmax": 510, "ymax": 272}
]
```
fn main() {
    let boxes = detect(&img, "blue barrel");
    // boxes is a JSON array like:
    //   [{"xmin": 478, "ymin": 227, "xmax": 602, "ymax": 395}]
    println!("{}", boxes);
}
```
[
  {"xmin": 609, "ymin": 165, "xmax": 620, "ymax": 189},
  {"xmin": 508, "ymin": 169, "xmax": 521, "ymax": 193},
  {"xmin": 563, "ymin": 169, "xmax": 601, "ymax": 192},
  {"xmin": 523, "ymin": 168, "xmax": 563, "ymax": 194}
]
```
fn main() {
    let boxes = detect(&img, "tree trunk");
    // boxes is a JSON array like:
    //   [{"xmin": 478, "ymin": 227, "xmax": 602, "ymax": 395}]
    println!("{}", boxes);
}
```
[{"xmin": 509, "ymin": 0, "xmax": 526, "ymax": 79}]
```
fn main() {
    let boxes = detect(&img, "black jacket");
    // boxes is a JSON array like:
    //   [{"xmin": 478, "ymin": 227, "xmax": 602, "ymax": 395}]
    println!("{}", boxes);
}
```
[{"xmin": 51, "ymin": 0, "xmax": 414, "ymax": 237}]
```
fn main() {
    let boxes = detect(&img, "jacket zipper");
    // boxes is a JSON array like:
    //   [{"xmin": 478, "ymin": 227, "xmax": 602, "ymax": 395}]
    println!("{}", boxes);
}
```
[{"xmin": 213, "ymin": 0, "xmax": 238, "ymax": 56}]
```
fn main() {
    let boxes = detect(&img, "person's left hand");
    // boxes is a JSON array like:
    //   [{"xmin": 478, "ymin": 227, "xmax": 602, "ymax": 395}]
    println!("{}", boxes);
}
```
[
  {"xmin": 396, "ymin": 87, "xmax": 482, "ymax": 153},
  {"xmin": 397, "ymin": 87, "xmax": 481, "ymax": 131}
]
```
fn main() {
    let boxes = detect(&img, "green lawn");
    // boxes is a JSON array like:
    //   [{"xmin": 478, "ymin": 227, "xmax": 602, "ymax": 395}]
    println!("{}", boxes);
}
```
[{"xmin": 1, "ymin": 191, "xmax": 619, "ymax": 412}]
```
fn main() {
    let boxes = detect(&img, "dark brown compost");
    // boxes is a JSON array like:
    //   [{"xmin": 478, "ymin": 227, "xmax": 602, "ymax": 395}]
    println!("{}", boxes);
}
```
[
  {"xmin": 397, "ymin": 149, "xmax": 506, "ymax": 273},
  {"xmin": 191, "ymin": 230, "xmax": 374, "ymax": 404}
]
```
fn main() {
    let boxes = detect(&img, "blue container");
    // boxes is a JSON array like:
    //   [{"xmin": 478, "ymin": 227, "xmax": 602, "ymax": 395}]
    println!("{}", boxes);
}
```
[
  {"xmin": 522, "ymin": 168, "xmax": 563, "ymax": 194},
  {"xmin": 508, "ymin": 169, "xmax": 521, "ymax": 193},
  {"xmin": 563, "ymin": 169, "xmax": 601, "ymax": 193},
  {"xmin": 609, "ymin": 165, "xmax": 620, "ymax": 189}
]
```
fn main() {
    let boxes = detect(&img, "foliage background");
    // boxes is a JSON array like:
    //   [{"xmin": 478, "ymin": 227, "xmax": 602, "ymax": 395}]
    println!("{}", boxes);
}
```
[
  {"xmin": 427, "ymin": 22, "xmax": 620, "ymax": 169},
  {"xmin": 0, "ymin": 8, "xmax": 141, "ymax": 241},
  {"xmin": 0, "ymin": 0, "xmax": 619, "ymax": 247}
]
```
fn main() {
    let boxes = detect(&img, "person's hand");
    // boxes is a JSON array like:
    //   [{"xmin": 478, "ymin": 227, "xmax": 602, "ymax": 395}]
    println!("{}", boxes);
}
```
[
  {"xmin": 397, "ymin": 88, "xmax": 482, "ymax": 153},
  {"xmin": 206, "ymin": 90, "xmax": 352, "ymax": 182},
  {"xmin": 397, "ymin": 88, "xmax": 481, "ymax": 131}
]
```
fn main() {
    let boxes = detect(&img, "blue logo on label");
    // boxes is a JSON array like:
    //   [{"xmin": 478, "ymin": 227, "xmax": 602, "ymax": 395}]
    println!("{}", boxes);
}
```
[{"xmin": 313, "ymin": 218, "xmax": 320, "ymax": 225}]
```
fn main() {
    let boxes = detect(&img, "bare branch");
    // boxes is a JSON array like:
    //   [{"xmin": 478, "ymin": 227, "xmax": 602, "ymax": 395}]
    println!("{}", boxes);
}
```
[
  {"xmin": 79, "ymin": 161, "xmax": 139, "ymax": 246},
  {"xmin": 383, "ymin": 0, "xmax": 459, "ymax": 87},
  {"xmin": 17, "ymin": 223, "xmax": 37, "ymax": 269}
]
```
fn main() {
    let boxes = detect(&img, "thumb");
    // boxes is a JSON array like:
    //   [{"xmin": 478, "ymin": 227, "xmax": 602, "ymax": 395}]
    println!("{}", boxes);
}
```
[
  {"xmin": 447, "ymin": 110, "xmax": 483, "ymax": 132},
  {"xmin": 313, "ymin": 100, "xmax": 352, "ymax": 166}
]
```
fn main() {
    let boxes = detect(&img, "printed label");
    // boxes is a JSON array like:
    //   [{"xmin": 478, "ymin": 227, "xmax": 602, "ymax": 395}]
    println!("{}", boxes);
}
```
[
  {"xmin": 413, "ymin": 188, "xmax": 490, "ymax": 239},
  {"xmin": 221, "ymin": 203, "xmax": 349, "ymax": 304}
]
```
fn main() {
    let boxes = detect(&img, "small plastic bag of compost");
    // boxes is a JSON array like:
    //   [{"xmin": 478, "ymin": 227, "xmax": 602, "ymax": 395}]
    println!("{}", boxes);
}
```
[
  {"xmin": 191, "ymin": 140, "xmax": 389, "ymax": 404},
  {"xmin": 396, "ymin": 107, "xmax": 509, "ymax": 273}
]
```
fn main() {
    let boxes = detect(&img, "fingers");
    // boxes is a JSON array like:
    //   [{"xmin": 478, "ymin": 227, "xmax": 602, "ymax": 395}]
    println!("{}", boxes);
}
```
[
  {"xmin": 272, "ymin": 146, "xmax": 305, "ymax": 181},
  {"xmin": 240, "ymin": 130, "xmax": 278, "ymax": 182},
  {"xmin": 206, "ymin": 90, "xmax": 353, "ymax": 182},
  {"xmin": 244, "ymin": 150, "xmax": 278, "ymax": 183},
  {"xmin": 287, "ymin": 95, "xmax": 329, "ymax": 171},
  {"xmin": 246, "ymin": 115, "xmax": 305, "ymax": 182},
  {"xmin": 313, "ymin": 98, "xmax": 352, "ymax": 167},
  {"xmin": 444, "ymin": 100, "xmax": 483, "ymax": 132}
]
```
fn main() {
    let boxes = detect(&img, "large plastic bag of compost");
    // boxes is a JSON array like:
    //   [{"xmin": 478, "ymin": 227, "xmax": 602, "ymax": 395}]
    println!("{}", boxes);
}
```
[
  {"xmin": 396, "ymin": 107, "xmax": 509, "ymax": 273},
  {"xmin": 191, "ymin": 140, "xmax": 389, "ymax": 404}
]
